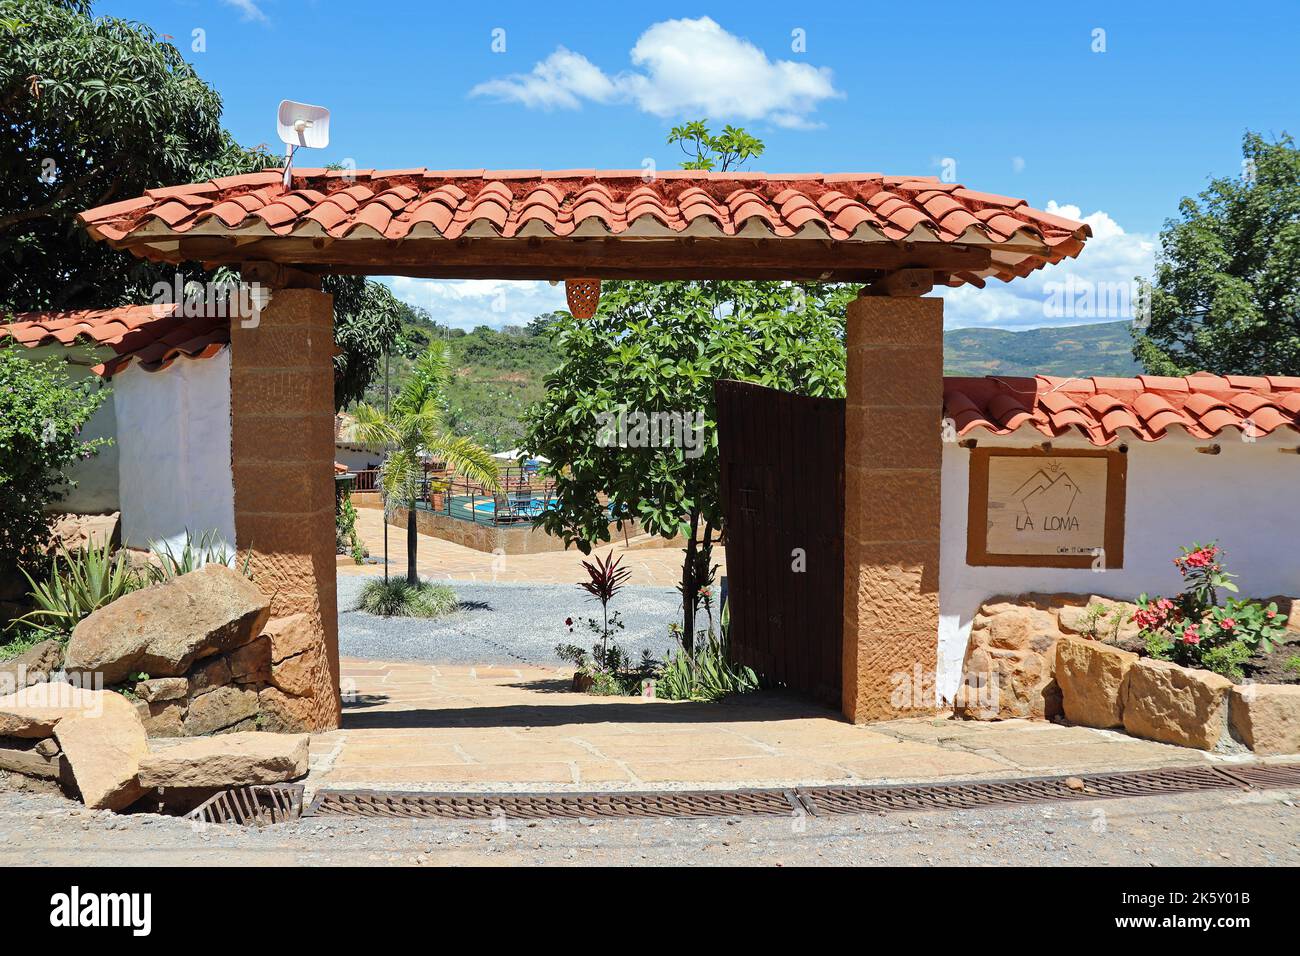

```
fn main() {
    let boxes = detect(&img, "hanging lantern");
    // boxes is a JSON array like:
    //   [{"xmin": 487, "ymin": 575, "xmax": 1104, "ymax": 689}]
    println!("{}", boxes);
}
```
[{"xmin": 565, "ymin": 278, "xmax": 601, "ymax": 319}]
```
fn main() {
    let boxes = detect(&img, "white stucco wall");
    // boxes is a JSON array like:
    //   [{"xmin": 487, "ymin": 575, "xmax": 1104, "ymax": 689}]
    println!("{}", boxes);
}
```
[
  {"xmin": 937, "ymin": 431, "xmax": 1300, "ymax": 703},
  {"xmin": 113, "ymin": 348, "xmax": 236, "ymax": 552},
  {"xmin": 334, "ymin": 445, "xmax": 383, "ymax": 474},
  {"xmin": 19, "ymin": 344, "xmax": 120, "ymax": 514}
]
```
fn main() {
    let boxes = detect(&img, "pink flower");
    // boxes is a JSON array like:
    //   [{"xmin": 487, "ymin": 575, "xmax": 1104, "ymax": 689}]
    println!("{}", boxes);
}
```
[
  {"xmin": 1267, "ymin": 610, "xmax": 1277, "ymax": 619},
  {"xmin": 1220, "ymin": 618, "xmax": 1236, "ymax": 630}
]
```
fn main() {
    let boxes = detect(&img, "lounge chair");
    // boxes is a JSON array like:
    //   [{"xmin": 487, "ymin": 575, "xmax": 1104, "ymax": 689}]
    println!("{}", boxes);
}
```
[{"xmin": 493, "ymin": 493, "xmax": 522, "ymax": 524}]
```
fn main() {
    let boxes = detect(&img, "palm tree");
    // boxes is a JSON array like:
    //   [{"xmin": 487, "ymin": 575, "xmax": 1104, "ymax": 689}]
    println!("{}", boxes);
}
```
[{"xmin": 352, "ymin": 342, "xmax": 500, "ymax": 586}]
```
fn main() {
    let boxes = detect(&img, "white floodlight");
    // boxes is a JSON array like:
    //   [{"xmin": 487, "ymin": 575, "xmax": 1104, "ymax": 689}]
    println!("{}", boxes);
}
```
[{"xmin": 276, "ymin": 100, "xmax": 331, "ymax": 186}]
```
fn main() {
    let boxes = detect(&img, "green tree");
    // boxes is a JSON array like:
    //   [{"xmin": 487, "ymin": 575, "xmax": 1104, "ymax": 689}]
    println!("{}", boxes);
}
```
[
  {"xmin": 523, "ymin": 280, "xmax": 851, "ymax": 648},
  {"xmin": 327, "ymin": 276, "xmax": 406, "ymax": 411},
  {"xmin": 1133, "ymin": 132, "xmax": 1300, "ymax": 375},
  {"xmin": 352, "ymin": 343, "xmax": 501, "ymax": 585},
  {"xmin": 0, "ymin": 345, "xmax": 109, "ymax": 572},
  {"xmin": 667, "ymin": 120, "xmax": 765, "ymax": 171}
]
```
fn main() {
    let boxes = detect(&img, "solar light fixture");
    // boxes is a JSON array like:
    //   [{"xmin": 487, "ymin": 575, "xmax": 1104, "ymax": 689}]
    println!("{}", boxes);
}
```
[{"xmin": 276, "ymin": 100, "xmax": 331, "ymax": 187}]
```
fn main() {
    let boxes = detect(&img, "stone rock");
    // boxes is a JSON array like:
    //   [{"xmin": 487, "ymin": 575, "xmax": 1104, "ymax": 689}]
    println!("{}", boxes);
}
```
[
  {"xmin": 46, "ymin": 512, "xmax": 119, "ymax": 554},
  {"xmin": 1056, "ymin": 596, "xmax": 1142, "ymax": 644},
  {"xmin": 954, "ymin": 599, "xmax": 1062, "ymax": 720},
  {"xmin": 134, "ymin": 699, "xmax": 186, "ymax": 738},
  {"xmin": 1123, "ymin": 658, "xmax": 1233, "ymax": 750},
  {"xmin": 51, "ymin": 691, "xmax": 148, "ymax": 811},
  {"xmin": 0, "ymin": 683, "xmax": 114, "ymax": 738},
  {"xmin": 135, "ymin": 677, "xmax": 188, "ymax": 703},
  {"xmin": 137, "ymin": 732, "xmax": 309, "ymax": 788},
  {"xmin": 1056, "ymin": 636, "xmax": 1139, "ymax": 729},
  {"xmin": 34, "ymin": 737, "xmax": 61, "ymax": 758},
  {"xmin": 0, "ymin": 639, "xmax": 65, "ymax": 695},
  {"xmin": 188, "ymin": 656, "xmax": 232, "ymax": 696},
  {"xmin": 65, "ymin": 564, "xmax": 271, "ymax": 684},
  {"xmin": 183, "ymin": 685, "xmax": 258, "ymax": 736},
  {"xmin": 1229, "ymin": 684, "xmax": 1300, "ymax": 755},
  {"xmin": 258, "ymin": 687, "xmax": 315, "ymax": 734},
  {"xmin": 0, "ymin": 738, "xmax": 66, "ymax": 779},
  {"xmin": 271, "ymin": 650, "xmax": 319, "ymax": 698},
  {"xmin": 229, "ymin": 635, "xmax": 272, "ymax": 684},
  {"xmin": 263, "ymin": 613, "xmax": 316, "ymax": 663}
]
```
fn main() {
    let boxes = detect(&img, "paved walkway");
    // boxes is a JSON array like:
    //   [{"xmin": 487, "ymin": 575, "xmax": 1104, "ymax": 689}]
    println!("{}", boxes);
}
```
[
  {"xmin": 307, "ymin": 657, "xmax": 1232, "ymax": 794},
  {"xmin": 340, "ymin": 506, "xmax": 722, "ymax": 587}
]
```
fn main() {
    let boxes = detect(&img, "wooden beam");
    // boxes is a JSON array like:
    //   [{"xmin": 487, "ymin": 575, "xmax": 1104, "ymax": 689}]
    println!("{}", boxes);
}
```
[
  {"xmin": 121, "ymin": 236, "xmax": 993, "ymax": 282},
  {"xmin": 863, "ymin": 268, "xmax": 936, "ymax": 297},
  {"xmin": 240, "ymin": 261, "xmax": 324, "ymax": 290}
]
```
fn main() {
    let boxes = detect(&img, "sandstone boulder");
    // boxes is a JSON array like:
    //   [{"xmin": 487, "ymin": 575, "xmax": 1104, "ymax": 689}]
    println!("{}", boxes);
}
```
[
  {"xmin": 0, "ymin": 738, "xmax": 66, "ymax": 780},
  {"xmin": 0, "ymin": 683, "xmax": 113, "ymax": 738},
  {"xmin": 134, "ymin": 699, "xmax": 186, "ymax": 738},
  {"xmin": 1056, "ymin": 596, "xmax": 1141, "ymax": 644},
  {"xmin": 188, "ymin": 655, "xmax": 232, "ymax": 696},
  {"xmin": 263, "ymin": 613, "xmax": 316, "ymax": 663},
  {"xmin": 258, "ymin": 687, "xmax": 315, "ymax": 733},
  {"xmin": 51, "ymin": 690, "xmax": 148, "ymax": 810},
  {"xmin": 183, "ymin": 685, "xmax": 259, "ymax": 736},
  {"xmin": 1123, "ymin": 658, "xmax": 1232, "ymax": 750},
  {"xmin": 46, "ymin": 512, "xmax": 119, "ymax": 554},
  {"xmin": 65, "ymin": 564, "xmax": 270, "ymax": 684},
  {"xmin": 1056, "ymin": 636, "xmax": 1138, "ymax": 729},
  {"xmin": 1229, "ymin": 684, "xmax": 1300, "ymax": 755},
  {"xmin": 271, "ymin": 650, "xmax": 320, "ymax": 698},
  {"xmin": 0, "ymin": 639, "xmax": 65, "ymax": 694},
  {"xmin": 135, "ymin": 677, "xmax": 188, "ymax": 703},
  {"xmin": 137, "ymin": 732, "xmax": 309, "ymax": 788},
  {"xmin": 229, "ymin": 636, "xmax": 272, "ymax": 684},
  {"xmin": 954, "ymin": 599, "xmax": 1062, "ymax": 720}
]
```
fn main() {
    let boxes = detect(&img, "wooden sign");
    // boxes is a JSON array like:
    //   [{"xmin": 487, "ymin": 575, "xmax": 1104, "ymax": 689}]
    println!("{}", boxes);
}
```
[{"xmin": 966, "ymin": 447, "xmax": 1126, "ymax": 569}]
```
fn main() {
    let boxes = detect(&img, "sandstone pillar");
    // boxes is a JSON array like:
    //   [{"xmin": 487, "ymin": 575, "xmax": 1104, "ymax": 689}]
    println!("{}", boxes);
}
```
[
  {"xmin": 842, "ymin": 294, "xmax": 943, "ymax": 722},
  {"xmin": 229, "ymin": 288, "xmax": 341, "ymax": 731}
]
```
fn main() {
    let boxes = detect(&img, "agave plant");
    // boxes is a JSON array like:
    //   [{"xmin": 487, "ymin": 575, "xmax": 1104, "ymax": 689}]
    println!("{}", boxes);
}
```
[
  {"xmin": 14, "ymin": 541, "xmax": 141, "ymax": 637},
  {"xmin": 147, "ymin": 529, "xmax": 250, "ymax": 583}
]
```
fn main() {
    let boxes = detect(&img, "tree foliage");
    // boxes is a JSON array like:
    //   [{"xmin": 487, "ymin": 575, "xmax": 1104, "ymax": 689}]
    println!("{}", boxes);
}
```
[
  {"xmin": 522, "ymin": 280, "xmax": 851, "ymax": 646},
  {"xmin": 667, "ymin": 120, "xmax": 765, "ymax": 172},
  {"xmin": 0, "ymin": 0, "xmax": 275, "ymax": 310},
  {"xmin": 352, "ymin": 343, "xmax": 500, "ymax": 585},
  {"xmin": 1133, "ymin": 132, "xmax": 1300, "ymax": 375},
  {"xmin": 0, "ymin": 345, "xmax": 108, "ymax": 571}
]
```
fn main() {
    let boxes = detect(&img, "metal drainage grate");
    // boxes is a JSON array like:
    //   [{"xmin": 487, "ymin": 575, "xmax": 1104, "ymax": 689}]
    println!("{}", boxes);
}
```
[
  {"xmin": 305, "ymin": 764, "xmax": 1300, "ymax": 822},
  {"xmin": 307, "ymin": 788, "xmax": 802, "ymax": 820},
  {"xmin": 185, "ymin": 784, "xmax": 305, "ymax": 827},
  {"xmin": 797, "ymin": 765, "xmax": 1249, "ymax": 816}
]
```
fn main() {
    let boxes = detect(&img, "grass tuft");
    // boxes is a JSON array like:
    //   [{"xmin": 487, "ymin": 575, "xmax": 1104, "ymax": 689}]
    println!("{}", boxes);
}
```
[{"xmin": 356, "ymin": 579, "xmax": 459, "ymax": 618}]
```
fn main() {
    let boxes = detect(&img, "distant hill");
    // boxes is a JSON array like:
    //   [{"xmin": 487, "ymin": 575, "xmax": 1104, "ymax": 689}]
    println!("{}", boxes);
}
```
[{"xmin": 943, "ymin": 320, "xmax": 1141, "ymax": 378}]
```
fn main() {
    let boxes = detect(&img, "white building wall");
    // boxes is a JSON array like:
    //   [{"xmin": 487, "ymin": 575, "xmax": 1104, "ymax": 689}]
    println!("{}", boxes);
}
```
[
  {"xmin": 113, "ymin": 349, "xmax": 236, "ymax": 552},
  {"xmin": 937, "ymin": 431, "xmax": 1300, "ymax": 703}
]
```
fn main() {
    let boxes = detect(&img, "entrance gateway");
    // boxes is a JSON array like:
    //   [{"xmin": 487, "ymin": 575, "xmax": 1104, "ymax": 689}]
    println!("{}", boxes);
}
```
[{"xmin": 78, "ymin": 169, "xmax": 1092, "ymax": 729}]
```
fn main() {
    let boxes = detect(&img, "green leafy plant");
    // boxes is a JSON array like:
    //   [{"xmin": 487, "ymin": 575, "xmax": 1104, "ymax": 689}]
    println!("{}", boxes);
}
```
[
  {"xmin": 335, "ymin": 485, "xmax": 365, "ymax": 564},
  {"xmin": 578, "ymin": 552, "xmax": 632, "ymax": 659},
  {"xmin": 1132, "ymin": 542, "xmax": 1289, "ymax": 678},
  {"xmin": 147, "ymin": 529, "xmax": 250, "ymax": 583},
  {"xmin": 1286, "ymin": 656, "xmax": 1300, "ymax": 675},
  {"xmin": 356, "ymin": 578, "xmax": 458, "ymax": 618},
  {"xmin": 0, "ymin": 347, "xmax": 110, "ymax": 573},
  {"xmin": 353, "ymin": 343, "xmax": 501, "ymax": 585},
  {"xmin": 12, "ymin": 540, "xmax": 140, "ymax": 636},
  {"xmin": 0, "ymin": 626, "xmax": 49, "ymax": 661},
  {"xmin": 656, "ymin": 622, "xmax": 759, "ymax": 702},
  {"xmin": 1077, "ymin": 602, "xmax": 1124, "ymax": 643}
]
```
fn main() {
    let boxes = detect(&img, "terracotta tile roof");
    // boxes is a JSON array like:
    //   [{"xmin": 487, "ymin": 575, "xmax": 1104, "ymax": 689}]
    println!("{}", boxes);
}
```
[
  {"xmin": 946, "ymin": 374, "xmax": 1300, "ymax": 446},
  {"xmin": 78, "ymin": 169, "xmax": 1090, "ymax": 286},
  {"xmin": 0, "ymin": 304, "xmax": 229, "ymax": 377}
]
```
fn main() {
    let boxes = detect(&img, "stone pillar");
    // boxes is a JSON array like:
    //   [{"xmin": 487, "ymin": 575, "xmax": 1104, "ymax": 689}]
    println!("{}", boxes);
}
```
[
  {"xmin": 229, "ymin": 288, "xmax": 341, "ymax": 731},
  {"xmin": 842, "ymin": 294, "xmax": 943, "ymax": 723}
]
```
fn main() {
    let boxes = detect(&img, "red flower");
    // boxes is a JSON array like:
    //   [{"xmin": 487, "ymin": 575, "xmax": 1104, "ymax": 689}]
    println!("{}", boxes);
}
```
[
  {"xmin": 1267, "ymin": 610, "xmax": 1277, "ymax": 619},
  {"xmin": 1220, "ymin": 618, "xmax": 1235, "ymax": 630},
  {"xmin": 564, "ymin": 617, "xmax": 573, "ymax": 628}
]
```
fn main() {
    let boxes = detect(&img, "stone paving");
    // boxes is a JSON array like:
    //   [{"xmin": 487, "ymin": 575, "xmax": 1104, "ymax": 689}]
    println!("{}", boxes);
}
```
[
  {"xmin": 338, "ymin": 506, "xmax": 719, "ymax": 587},
  {"xmin": 306, "ymin": 657, "xmax": 1230, "ymax": 795}
]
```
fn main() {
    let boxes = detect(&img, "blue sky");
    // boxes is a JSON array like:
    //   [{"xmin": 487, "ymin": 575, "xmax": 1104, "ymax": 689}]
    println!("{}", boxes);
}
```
[{"xmin": 102, "ymin": 1, "xmax": 1299, "ymax": 330}]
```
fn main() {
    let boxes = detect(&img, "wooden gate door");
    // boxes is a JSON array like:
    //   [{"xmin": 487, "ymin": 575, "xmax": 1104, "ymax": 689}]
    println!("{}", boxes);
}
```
[{"xmin": 715, "ymin": 380, "xmax": 844, "ymax": 705}]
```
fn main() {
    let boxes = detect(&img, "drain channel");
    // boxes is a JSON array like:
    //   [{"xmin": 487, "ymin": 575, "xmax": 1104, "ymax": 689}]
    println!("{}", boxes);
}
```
[{"xmin": 306, "ymin": 763, "xmax": 1300, "ymax": 821}]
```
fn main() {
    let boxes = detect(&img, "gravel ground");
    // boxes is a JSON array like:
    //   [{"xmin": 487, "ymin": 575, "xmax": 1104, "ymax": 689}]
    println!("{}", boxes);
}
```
[
  {"xmin": 1, "ymin": 776, "xmax": 1295, "ymax": 866},
  {"xmin": 338, "ymin": 578, "xmax": 694, "ymax": 666}
]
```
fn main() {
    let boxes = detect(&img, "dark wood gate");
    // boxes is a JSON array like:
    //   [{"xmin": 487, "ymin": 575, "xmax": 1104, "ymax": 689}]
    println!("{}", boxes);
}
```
[{"xmin": 715, "ymin": 380, "xmax": 844, "ymax": 705}]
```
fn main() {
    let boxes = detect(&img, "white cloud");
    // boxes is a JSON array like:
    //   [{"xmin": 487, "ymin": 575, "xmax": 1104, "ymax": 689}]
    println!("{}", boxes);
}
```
[
  {"xmin": 940, "ymin": 202, "xmax": 1157, "ymax": 330},
  {"xmin": 383, "ymin": 278, "xmax": 567, "ymax": 332},
  {"xmin": 221, "ymin": 0, "xmax": 268, "ymax": 23},
  {"xmin": 1011, "ymin": 156, "xmax": 1026, "ymax": 174},
  {"xmin": 470, "ymin": 17, "xmax": 840, "ymax": 128}
]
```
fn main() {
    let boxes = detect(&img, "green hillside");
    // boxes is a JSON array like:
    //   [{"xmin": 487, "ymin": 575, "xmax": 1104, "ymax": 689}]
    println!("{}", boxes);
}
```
[
  {"xmin": 358, "ymin": 313, "xmax": 1141, "ymax": 451},
  {"xmin": 943, "ymin": 320, "xmax": 1140, "ymax": 378}
]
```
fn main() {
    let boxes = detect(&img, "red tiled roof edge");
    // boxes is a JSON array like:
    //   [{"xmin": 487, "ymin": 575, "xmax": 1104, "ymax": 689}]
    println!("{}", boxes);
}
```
[
  {"xmin": 945, "ymin": 374, "xmax": 1300, "ymax": 446},
  {"xmin": 0, "ymin": 304, "xmax": 230, "ymax": 377},
  {"xmin": 77, "ymin": 169, "xmax": 1091, "ymax": 287}
]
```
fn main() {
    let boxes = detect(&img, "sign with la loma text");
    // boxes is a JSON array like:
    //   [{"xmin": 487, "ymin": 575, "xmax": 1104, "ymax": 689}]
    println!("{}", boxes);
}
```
[{"xmin": 967, "ymin": 447, "xmax": 1127, "ymax": 569}]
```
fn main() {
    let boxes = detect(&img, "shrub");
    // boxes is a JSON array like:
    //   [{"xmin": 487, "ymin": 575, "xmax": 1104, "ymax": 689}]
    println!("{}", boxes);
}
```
[
  {"xmin": 656, "ymin": 615, "xmax": 759, "ymax": 702},
  {"xmin": 356, "ymin": 578, "xmax": 458, "ymax": 618},
  {"xmin": 0, "ymin": 347, "xmax": 110, "ymax": 572},
  {"xmin": 12, "ymin": 541, "xmax": 141, "ymax": 637},
  {"xmin": 0, "ymin": 626, "xmax": 51, "ymax": 661},
  {"xmin": 335, "ymin": 488, "xmax": 365, "ymax": 564},
  {"xmin": 1133, "ymin": 541, "xmax": 1289, "ymax": 679}
]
